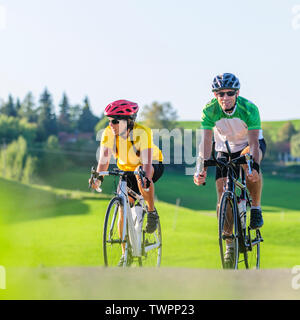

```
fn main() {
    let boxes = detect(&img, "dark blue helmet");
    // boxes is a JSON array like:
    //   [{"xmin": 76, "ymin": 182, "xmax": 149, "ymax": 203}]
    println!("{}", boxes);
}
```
[{"xmin": 212, "ymin": 73, "xmax": 240, "ymax": 92}]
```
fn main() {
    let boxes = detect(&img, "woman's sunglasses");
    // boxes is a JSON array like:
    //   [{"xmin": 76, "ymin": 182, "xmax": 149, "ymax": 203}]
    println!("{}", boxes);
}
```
[
  {"xmin": 108, "ymin": 119, "xmax": 121, "ymax": 125},
  {"xmin": 216, "ymin": 91, "xmax": 236, "ymax": 97}
]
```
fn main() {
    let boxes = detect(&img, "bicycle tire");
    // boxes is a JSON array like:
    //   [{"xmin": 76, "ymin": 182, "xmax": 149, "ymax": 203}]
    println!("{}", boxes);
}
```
[
  {"xmin": 244, "ymin": 226, "xmax": 261, "ymax": 269},
  {"xmin": 218, "ymin": 191, "xmax": 240, "ymax": 269},
  {"xmin": 140, "ymin": 210, "xmax": 162, "ymax": 267},
  {"xmin": 103, "ymin": 197, "xmax": 127, "ymax": 267}
]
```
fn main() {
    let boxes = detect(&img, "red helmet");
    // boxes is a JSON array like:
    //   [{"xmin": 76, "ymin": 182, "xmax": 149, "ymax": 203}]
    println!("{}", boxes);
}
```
[{"xmin": 104, "ymin": 100, "xmax": 139, "ymax": 119}]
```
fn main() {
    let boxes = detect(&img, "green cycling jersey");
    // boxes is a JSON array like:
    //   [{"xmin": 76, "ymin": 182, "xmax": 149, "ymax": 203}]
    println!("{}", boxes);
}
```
[{"xmin": 200, "ymin": 96, "xmax": 263, "ymax": 153}]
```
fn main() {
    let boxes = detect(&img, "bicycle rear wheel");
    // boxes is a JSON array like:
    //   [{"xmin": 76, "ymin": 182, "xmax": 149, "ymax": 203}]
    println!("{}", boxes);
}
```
[
  {"xmin": 140, "ymin": 211, "xmax": 162, "ymax": 267},
  {"xmin": 218, "ymin": 192, "xmax": 239, "ymax": 269},
  {"xmin": 103, "ymin": 197, "xmax": 126, "ymax": 267}
]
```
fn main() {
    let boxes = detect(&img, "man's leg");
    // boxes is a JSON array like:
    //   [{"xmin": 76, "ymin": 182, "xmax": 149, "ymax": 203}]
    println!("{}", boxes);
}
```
[
  {"xmin": 216, "ymin": 177, "xmax": 225, "ymax": 212},
  {"xmin": 216, "ymin": 177, "xmax": 235, "ymax": 267},
  {"xmin": 245, "ymin": 173, "xmax": 263, "ymax": 206},
  {"xmin": 216, "ymin": 177, "xmax": 234, "ymax": 240}
]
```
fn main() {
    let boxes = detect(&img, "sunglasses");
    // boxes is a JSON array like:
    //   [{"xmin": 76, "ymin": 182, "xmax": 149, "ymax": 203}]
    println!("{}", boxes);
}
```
[
  {"xmin": 108, "ymin": 119, "xmax": 121, "ymax": 125},
  {"xmin": 216, "ymin": 91, "xmax": 236, "ymax": 97}
]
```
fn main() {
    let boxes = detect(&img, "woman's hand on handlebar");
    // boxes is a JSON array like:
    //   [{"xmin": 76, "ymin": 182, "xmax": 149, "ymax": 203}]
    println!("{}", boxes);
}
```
[{"xmin": 89, "ymin": 178, "xmax": 101, "ymax": 190}]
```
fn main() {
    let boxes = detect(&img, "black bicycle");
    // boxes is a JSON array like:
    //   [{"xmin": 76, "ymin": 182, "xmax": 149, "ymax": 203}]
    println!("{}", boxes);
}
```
[{"xmin": 202, "ymin": 141, "xmax": 263, "ymax": 270}]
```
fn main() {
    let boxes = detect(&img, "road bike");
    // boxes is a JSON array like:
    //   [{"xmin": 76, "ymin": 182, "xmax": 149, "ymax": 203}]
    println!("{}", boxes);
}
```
[
  {"xmin": 197, "ymin": 141, "xmax": 263, "ymax": 269},
  {"xmin": 90, "ymin": 167, "xmax": 162, "ymax": 267}
]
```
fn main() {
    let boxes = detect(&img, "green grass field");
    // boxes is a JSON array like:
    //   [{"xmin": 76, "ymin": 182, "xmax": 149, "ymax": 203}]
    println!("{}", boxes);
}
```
[
  {"xmin": 1, "ymin": 168, "xmax": 299, "ymax": 268},
  {"xmin": 0, "ymin": 166, "xmax": 300, "ymax": 299}
]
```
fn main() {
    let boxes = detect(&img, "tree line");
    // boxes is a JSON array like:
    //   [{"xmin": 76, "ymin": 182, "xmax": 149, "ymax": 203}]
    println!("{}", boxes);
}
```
[
  {"xmin": 0, "ymin": 89, "xmax": 102, "ymax": 182},
  {"xmin": 0, "ymin": 89, "xmax": 100, "ymax": 142},
  {"xmin": 0, "ymin": 88, "xmax": 299, "ymax": 184}
]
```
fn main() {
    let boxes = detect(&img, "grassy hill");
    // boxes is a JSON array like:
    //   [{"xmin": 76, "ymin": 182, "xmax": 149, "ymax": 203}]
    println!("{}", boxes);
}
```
[
  {"xmin": 1, "ymin": 168, "xmax": 299, "ymax": 270},
  {"xmin": 1, "ymin": 168, "xmax": 300, "ymax": 299}
]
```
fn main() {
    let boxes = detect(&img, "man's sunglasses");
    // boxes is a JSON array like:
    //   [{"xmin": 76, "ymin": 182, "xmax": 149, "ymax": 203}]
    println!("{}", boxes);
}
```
[{"xmin": 216, "ymin": 91, "xmax": 237, "ymax": 97}]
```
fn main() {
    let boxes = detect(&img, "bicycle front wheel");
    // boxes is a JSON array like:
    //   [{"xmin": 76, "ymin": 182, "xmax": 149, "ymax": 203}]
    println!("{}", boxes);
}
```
[
  {"xmin": 244, "ymin": 227, "xmax": 261, "ymax": 269},
  {"xmin": 140, "ymin": 212, "xmax": 162, "ymax": 267},
  {"xmin": 103, "ymin": 197, "xmax": 126, "ymax": 267},
  {"xmin": 218, "ymin": 192, "xmax": 239, "ymax": 269}
]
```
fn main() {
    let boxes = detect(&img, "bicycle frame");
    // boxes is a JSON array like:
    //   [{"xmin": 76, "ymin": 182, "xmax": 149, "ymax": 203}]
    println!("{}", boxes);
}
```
[
  {"xmin": 117, "ymin": 176, "xmax": 142, "ymax": 258},
  {"xmin": 95, "ymin": 166, "xmax": 163, "ymax": 267},
  {"xmin": 126, "ymin": 187, "xmax": 161, "ymax": 255}
]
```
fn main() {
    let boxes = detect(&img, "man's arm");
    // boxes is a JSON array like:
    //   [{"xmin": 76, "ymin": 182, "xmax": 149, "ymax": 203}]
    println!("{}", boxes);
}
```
[
  {"xmin": 199, "ymin": 129, "xmax": 213, "ymax": 161},
  {"xmin": 248, "ymin": 130, "xmax": 260, "ymax": 164},
  {"xmin": 194, "ymin": 129, "xmax": 213, "ymax": 185}
]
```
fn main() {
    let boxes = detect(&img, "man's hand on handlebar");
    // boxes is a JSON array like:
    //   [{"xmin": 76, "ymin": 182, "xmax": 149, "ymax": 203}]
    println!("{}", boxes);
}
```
[{"xmin": 194, "ymin": 170, "xmax": 207, "ymax": 186}]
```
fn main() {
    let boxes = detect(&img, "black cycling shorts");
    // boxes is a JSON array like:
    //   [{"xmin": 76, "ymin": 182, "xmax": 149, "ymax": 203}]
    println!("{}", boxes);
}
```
[
  {"xmin": 215, "ymin": 138, "xmax": 267, "ymax": 181},
  {"xmin": 126, "ymin": 162, "xmax": 164, "ymax": 195}
]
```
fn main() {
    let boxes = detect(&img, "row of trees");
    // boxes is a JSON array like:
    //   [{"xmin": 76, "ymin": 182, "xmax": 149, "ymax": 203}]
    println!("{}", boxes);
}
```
[
  {"xmin": 0, "ymin": 89, "xmax": 103, "ymax": 183},
  {"xmin": 0, "ymin": 89, "xmax": 100, "ymax": 142},
  {"xmin": 263, "ymin": 121, "xmax": 300, "ymax": 161}
]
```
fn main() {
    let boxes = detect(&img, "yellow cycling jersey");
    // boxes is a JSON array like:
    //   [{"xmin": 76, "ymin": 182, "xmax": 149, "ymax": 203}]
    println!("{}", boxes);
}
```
[{"xmin": 101, "ymin": 122, "xmax": 163, "ymax": 171}]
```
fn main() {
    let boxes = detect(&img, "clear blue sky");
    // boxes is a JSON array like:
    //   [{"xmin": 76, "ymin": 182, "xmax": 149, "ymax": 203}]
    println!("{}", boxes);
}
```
[{"xmin": 0, "ymin": 0, "xmax": 299, "ymax": 121}]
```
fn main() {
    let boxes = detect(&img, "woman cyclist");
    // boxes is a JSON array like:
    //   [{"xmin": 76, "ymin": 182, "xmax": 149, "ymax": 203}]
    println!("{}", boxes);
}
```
[{"xmin": 90, "ymin": 99, "xmax": 164, "ymax": 236}]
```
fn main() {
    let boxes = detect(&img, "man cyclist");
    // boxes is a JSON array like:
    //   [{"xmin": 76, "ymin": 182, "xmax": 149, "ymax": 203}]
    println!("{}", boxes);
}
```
[
  {"xmin": 194, "ymin": 73, "xmax": 266, "ymax": 266},
  {"xmin": 90, "ymin": 100, "xmax": 164, "ymax": 264}
]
